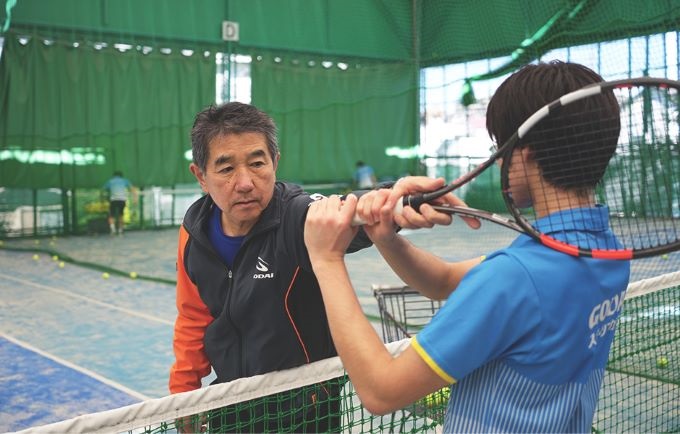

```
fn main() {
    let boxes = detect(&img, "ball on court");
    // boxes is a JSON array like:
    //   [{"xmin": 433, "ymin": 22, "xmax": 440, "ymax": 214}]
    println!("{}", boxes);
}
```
[
  {"xmin": 58, "ymin": 261, "xmax": 65, "ymax": 268},
  {"xmin": 52, "ymin": 255, "xmax": 59, "ymax": 261},
  {"xmin": 102, "ymin": 272, "xmax": 110, "ymax": 279},
  {"xmin": 661, "ymin": 254, "xmax": 669, "ymax": 260},
  {"xmin": 657, "ymin": 356, "xmax": 669, "ymax": 368},
  {"xmin": 0, "ymin": 240, "xmax": 4, "ymax": 246},
  {"xmin": 129, "ymin": 271, "xmax": 138, "ymax": 279},
  {"xmin": 32, "ymin": 254, "xmax": 39, "ymax": 261},
  {"xmin": 34, "ymin": 240, "xmax": 40, "ymax": 245}
]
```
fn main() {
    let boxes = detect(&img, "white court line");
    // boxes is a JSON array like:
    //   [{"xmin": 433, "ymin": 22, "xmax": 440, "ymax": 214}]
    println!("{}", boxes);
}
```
[
  {"xmin": 0, "ymin": 272, "xmax": 174, "ymax": 326},
  {"xmin": 0, "ymin": 332, "xmax": 151, "ymax": 401}
]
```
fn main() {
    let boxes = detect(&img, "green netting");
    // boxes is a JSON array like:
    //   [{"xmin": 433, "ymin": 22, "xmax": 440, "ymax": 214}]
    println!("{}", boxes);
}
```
[
  {"xmin": 23, "ymin": 274, "xmax": 676, "ymax": 433},
  {"xmin": 5, "ymin": 1, "xmax": 679, "ymax": 65},
  {"xmin": 2, "ymin": 1, "xmax": 680, "ymax": 237},
  {"xmin": 152, "ymin": 378, "xmax": 448, "ymax": 434},
  {"xmin": 418, "ymin": 0, "xmax": 680, "ymax": 67},
  {"xmin": 463, "ymin": 169, "xmax": 506, "ymax": 214},
  {"xmin": 592, "ymin": 281, "xmax": 680, "ymax": 433},
  {"xmin": 0, "ymin": 32, "xmax": 215, "ymax": 190},
  {"xmin": 374, "ymin": 276, "xmax": 680, "ymax": 434},
  {"xmin": 251, "ymin": 52, "xmax": 419, "ymax": 184},
  {"xmin": 21, "ymin": 340, "xmax": 450, "ymax": 434}
]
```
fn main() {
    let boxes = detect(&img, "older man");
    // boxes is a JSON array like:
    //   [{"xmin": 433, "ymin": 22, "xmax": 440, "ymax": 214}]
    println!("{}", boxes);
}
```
[{"xmin": 170, "ymin": 102, "xmax": 372, "ymax": 432}]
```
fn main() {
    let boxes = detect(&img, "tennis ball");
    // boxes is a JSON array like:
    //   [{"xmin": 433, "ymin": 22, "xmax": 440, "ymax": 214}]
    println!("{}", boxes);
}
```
[
  {"xmin": 32, "ymin": 254, "xmax": 39, "ymax": 261},
  {"xmin": 0, "ymin": 240, "xmax": 4, "ymax": 246},
  {"xmin": 58, "ymin": 261, "xmax": 65, "ymax": 268},
  {"xmin": 52, "ymin": 255, "xmax": 59, "ymax": 261},
  {"xmin": 129, "ymin": 271, "xmax": 138, "ymax": 279},
  {"xmin": 661, "ymin": 254, "xmax": 669, "ymax": 260},
  {"xmin": 423, "ymin": 388, "xmax": 450, "ymax": 408},
  {"xmin": 34, "ymin": 240, "xmax": 40, "ymax": 245},
  {"xmin": 657, "ymin": 356, "xmax": 669, "ymax": 368},
  {"xmin": 102, "ymin": 272, "xmax": 110, "ymax": 279}
]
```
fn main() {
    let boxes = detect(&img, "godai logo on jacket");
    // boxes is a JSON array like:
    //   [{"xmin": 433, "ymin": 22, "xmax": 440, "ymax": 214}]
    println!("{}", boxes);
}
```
[{"xmin": 254, "ymin": 256, "xmax": 274, "ymax": 279}]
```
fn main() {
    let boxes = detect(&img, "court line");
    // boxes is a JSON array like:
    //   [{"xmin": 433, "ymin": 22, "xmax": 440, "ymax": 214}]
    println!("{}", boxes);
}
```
[
  {"xmin": 1, "ymin": 332, "xmax": 151, "ymax": 401},
  {"xmin": 0, "ymin": 272, "xmax": 174, "ymax": 326}
]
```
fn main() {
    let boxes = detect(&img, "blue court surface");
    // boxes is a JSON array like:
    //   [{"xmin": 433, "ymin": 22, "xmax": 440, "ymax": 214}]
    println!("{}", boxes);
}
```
[
  {"xmin": 0, "ymin": 225, "xmax": 506, "ymax": 432},
  {"xmin": 0, "ymin": 243, "xmax": 178, "ymax": 433},
  {"xmin": 1, "ymin": 225, "xmax": 676, "ymax": 432},
  {"xmin": 0, "ymin": 335, "xmax": 143, "ymax": 431}
]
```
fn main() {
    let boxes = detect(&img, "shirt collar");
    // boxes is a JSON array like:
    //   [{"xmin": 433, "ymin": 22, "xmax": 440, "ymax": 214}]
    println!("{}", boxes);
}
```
[{"xmin": 533, "ymin": 205, "xmax": 610, "ymax": 234}]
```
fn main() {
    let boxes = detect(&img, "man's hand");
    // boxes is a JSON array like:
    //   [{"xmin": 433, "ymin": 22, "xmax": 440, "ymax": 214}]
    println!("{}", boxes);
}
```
[
  {"xmin": 386, "ymin": 176, "xmax": 480, "ymax": 230},
  {"xmin": 354, "ymin": 177, "xmax": 480, "ymax": 246},
  {"xmin": 304, "ymin": 195, "xmax": 359, "ymax": 265}
]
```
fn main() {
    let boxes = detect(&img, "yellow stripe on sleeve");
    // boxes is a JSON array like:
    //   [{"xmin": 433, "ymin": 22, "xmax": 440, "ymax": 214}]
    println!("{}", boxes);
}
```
[{"xmin": 411, "ymin": 337, "xmax": 457, "ymax": 384}]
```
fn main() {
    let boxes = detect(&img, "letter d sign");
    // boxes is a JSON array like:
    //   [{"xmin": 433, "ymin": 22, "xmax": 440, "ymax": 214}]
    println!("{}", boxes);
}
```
[{"xmin": 222, "ymin": 21, "xmax": 239, "ymax": 42}]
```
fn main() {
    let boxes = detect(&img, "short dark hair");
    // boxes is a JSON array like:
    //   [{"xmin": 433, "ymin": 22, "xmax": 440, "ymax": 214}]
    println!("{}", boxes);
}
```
[
  {"xmin": 191, "ymin": 102, "xmax": 279, "ymax": 172},
  {"xmin": 486, "ymin": 60, "xmax": 620, "ymax": 194},
  {"xmin": 113, "ymin": 170, "xmax": 123, "ymax": 177}
]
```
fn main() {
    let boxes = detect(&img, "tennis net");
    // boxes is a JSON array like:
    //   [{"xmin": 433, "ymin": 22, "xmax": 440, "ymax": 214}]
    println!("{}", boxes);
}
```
[
  {"xmin": 18, "ymin": 339, "xmax": 448, "ymax": 434},
  {"xmin": 18, "ymin": 271, "xmax": 679, "ymax": 434},
  {"xmin": 374, "ymin": 270, "xmax": 680, "ymax": 434}
]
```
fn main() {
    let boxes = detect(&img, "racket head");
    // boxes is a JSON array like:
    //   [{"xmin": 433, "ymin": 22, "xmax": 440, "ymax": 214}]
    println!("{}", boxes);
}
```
[{"xmin": 499, "ymin": 77, "xmax": 680, "ymax": 259}]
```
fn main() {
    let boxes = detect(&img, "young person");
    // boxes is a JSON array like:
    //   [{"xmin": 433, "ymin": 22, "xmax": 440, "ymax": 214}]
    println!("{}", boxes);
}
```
[{"xmin": 304, "ymin": 61, "xmax": 631, "ymax": 433}]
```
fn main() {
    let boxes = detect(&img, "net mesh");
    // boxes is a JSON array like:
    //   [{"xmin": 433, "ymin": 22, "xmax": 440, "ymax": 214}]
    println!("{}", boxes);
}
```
[
  {"xmin": 593, "ymin": 272, "xmax": 680, "ymax": 433},
  {"xmin": 18, "ymin": 340, "xmax": 447, "ymax": 434},
  {"xmin": 374, "ymin": 271, "xmax": 680, "ymax": 434},
  {"xmin": 18, "ymin": 272, "xmax": 679, "ymax": 434}
]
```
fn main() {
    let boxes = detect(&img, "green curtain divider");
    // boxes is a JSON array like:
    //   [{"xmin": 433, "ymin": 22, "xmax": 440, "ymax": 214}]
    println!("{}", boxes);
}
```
[
  {"xmin": 0, "ymin": 32, "xmax": 215, "ymax": 189},
  {"xmin": 251, "ymin": 54, "xmax": 419, "ymax": 185}
]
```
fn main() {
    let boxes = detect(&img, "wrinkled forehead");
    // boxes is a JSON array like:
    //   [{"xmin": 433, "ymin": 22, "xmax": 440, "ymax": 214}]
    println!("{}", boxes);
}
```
[{"xmin": 207, "ymin": 131, "xmax": 267, "ymax": 158}]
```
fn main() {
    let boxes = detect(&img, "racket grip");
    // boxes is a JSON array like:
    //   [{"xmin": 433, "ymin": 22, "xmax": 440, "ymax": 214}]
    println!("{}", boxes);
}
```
[
  {"xmin": 403, "ymin": 193, "xmax": 426, "ymax": 211},
  {"xmin": 350, "ymin": 197, "xmax": 405, "ymax": 226}
]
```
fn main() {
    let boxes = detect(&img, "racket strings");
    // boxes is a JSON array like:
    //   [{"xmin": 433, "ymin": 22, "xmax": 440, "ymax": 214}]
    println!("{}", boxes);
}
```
[{"xmin": 506, "ymin": 82, "xmax": 680, "ymax": 254}]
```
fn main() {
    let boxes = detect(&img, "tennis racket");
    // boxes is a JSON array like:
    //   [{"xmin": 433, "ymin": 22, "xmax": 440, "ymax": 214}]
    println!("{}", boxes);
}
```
[{"xmin": 356, "ymin": 77, "xmax": 680, "ymax": 260}]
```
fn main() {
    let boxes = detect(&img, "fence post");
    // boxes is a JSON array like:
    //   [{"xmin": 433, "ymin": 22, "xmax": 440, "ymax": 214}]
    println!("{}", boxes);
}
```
[
  {"xmin": 139, "ymin": 187, "xmax": 145, "ymax": 229},
  {"xmin": 32, "ymin": 189, "xmax": 38, "ymax": 237}
]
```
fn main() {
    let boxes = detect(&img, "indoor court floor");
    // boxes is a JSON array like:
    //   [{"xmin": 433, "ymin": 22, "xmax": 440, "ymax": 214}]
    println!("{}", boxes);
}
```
[
  {"xmin": 2, "ymin": 223, "xmax": 505, "ymax": 432},
  {"xmin": 1, "ymin": 222, "xmax": 674, "ymax": 432}
]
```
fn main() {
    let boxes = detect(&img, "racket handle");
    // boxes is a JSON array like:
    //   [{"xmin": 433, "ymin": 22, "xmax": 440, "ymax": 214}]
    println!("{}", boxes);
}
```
[
  {"xmin": 403, "ymin": 193, "xmax": 426, "ymax": 211},
  {"xmin": 350, "ymin": 196, "xmax": 405, "ymax": 226}
]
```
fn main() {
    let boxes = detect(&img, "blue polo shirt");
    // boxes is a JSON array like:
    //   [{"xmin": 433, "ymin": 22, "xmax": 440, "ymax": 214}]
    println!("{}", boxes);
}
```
[
  {"xmin": 103, "ymin": 176, "xmax": 132, "ymax": 201},
  {"xmin": 413, "ymin": 206, "xmax": 630, "ymax": 433}
]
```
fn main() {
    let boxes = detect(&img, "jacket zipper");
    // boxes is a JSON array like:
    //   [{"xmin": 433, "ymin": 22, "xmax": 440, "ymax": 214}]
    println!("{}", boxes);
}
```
[
  {"xmin": 226, "ymin": 268, "xmax": 246, "ymax": 377},
  {"xmin": 185, "ymin": 220, "xmax": 246, "ymax": 381}
]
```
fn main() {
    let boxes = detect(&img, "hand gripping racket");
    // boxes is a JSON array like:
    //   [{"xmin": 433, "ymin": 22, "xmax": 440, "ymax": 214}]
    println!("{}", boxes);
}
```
[{"xmin": 357, "ymin": 77, "xmax": 680, "ymax": 260}]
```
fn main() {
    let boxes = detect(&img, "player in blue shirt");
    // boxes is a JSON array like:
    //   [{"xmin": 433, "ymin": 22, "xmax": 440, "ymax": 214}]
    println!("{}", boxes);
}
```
[
  {"xmin": 353, "ymin": 160, "xmax": 377, "ymax": 189},
  {"xmin": 304, "ymin": 61, "xmax": 631, "ymax": 433},
  {"xmin": 103, "ymin": 170, "xmax": 135, "ymax": 235}
]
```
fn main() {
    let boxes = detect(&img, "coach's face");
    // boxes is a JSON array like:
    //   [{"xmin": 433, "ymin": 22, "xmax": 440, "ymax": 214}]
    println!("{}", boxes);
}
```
[{"xmin": 190, "ymin": 132, "xmax": 279, "ymax": 237}]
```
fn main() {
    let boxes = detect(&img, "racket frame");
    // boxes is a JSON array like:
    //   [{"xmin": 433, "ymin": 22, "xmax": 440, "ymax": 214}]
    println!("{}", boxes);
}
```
[{"xmin": 415, "ymin": 77, "xmax": 680, "ymax": 260}]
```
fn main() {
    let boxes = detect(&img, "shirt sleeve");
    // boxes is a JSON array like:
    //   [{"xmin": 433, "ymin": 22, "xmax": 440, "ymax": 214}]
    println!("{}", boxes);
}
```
[
  {"xmin": 283, "ymin": 193, "xmax": 372, "ymax": 272},
  {"xmin": 413, "ymin": 252, "xmax": 541, "ymax": 383},
  {"xmin": 169, "ymin": 226, "xmax": 213, "ymax": 393}
]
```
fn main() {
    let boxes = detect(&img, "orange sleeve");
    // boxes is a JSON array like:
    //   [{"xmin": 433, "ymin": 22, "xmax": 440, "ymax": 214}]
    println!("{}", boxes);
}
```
[{"xmin": 169, "ymin": 226, "xmax": 214, "ymax": 394}]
